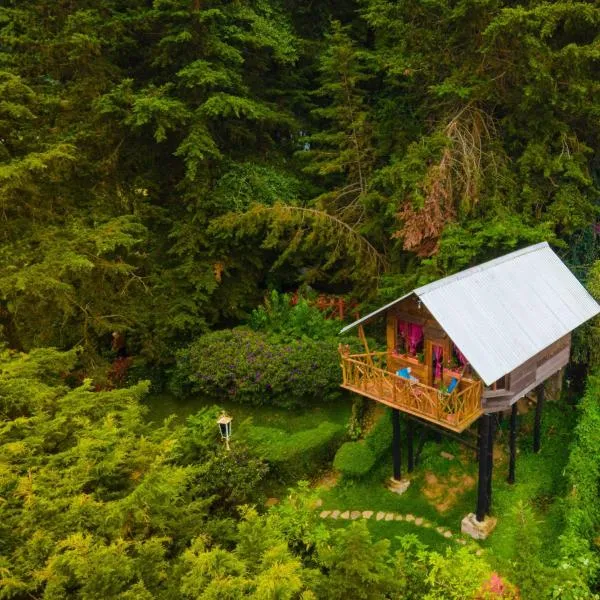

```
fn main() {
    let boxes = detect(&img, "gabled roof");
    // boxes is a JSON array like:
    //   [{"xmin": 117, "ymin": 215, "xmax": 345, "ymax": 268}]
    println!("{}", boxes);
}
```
[{"xmin": 340, "ymin": 242, "xmax": 600, "ymax": 385}]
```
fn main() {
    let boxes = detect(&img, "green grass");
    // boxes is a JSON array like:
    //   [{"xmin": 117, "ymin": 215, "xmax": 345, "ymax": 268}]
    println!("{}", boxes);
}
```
[
  {"xmin": 319, "ymin": 402, "xmax": 577, "ymax": 562},
  {"xmin": 142, "ymin": 392, "xmax": 352, "ymax": 498},
  {"xmin": 144, "ymin": 391, "xmax": 577, "ymax": 566},
  {"xmin": 318, "ymin": 436, "xmax": 477, "ymax": 553},
  {"xmin": 323, "ymin": 517, "xmax": 458, "ymax": 553},
  {"xmin": 481, "ymin": 401, "xmax": 576, "ymax": 567},
  {"xmin": 143, "ymin": 392, "xmax": 352, "ymax": 434}
]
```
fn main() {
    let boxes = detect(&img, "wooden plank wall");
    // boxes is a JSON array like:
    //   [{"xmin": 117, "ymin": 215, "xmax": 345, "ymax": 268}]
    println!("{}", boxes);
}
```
[
  {"xmin": 482, "ymin": 334, "xmax": 571, "ymax": 412},
  {"xmin": 383, "ymin": 296, "xmax": 572, "ymax": 413},
  {"xmin": 386, "ymin": 296, "xmax": 450, "ymax": 386}
]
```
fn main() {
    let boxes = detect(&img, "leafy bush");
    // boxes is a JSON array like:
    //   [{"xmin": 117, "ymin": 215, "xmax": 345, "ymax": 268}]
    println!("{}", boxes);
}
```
[
  {"xmin": 347, "ymin": 396, "xmax": 366, "ymax": 440},
  {"xmin": 364, "ymin": 409, "xmax": 391, "ymax": 459},
  {"xmin": 249, "ymin": 290, "xmax": 343, "ymax": 342},
  {"xmin": 333, "ymin": 441, "xmax": 375, "ymax": 477},
  {"xmin": 171, "ymin": 328, "xmax": 341, "ymax": 407},
  {"xmin": 247, "ymin": 421, "xmax": 344, "ymax": 481},
  {"xmin": 177, "ymin": 408, "xmax": 270, "ymax": 510},
  {"xmin": 553, "ymin": 373, "xmax": 600, "ymax": 598},
  {"xmin": 334, "ymin": 409, "xmax": 391, "ymax": 478}
]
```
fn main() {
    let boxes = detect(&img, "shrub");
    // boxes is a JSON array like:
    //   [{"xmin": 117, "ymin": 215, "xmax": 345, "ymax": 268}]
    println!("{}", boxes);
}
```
[
  {"xmin": 364, "ymin": 409, "xmax": 391, "ymax": 460},
  {"xmin": 347, "ymin": 397, "xmax": 366, "ymax": 440},
  {"xmin": 249, "ymin": 290, "xmax": 342, "ymax": 342},
  {"xmin": 552, "ymin": 372, "xmax": 600, "ymax": 598},
  {"xmin": 247, "ymin": 421, "xmax": 345, "ymax": 481},
  {"xmin": 334, "ymin": 409, "xmax": 391, "ymax": 478},
  {"xmin": 171, "ymin": 328, "xmax": 341, "ymax": 407},
  {"xmin": 333, "ymin": 441, "xmax": 376, "ymax": 477}
]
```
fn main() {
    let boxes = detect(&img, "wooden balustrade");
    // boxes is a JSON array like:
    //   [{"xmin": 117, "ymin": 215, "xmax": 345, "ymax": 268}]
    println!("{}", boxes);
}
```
[{"xmin": 340, "ymin": 352, "xmax": 483, "ymax": 433}]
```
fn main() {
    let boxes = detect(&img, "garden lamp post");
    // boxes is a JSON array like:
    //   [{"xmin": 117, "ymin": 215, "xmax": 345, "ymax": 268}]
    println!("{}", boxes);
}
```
[{"xmin": 217, "ymin": 413, "xmax": 232, "ymax": 451}]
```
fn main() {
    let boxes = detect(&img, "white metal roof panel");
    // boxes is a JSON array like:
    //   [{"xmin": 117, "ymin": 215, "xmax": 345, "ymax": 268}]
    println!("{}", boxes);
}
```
[
  {"xmin": 340, "ymin": 242, "xmax": 600, "ymax": 385},
  {"xmin": 416, "ymin": 242, "xmax": 599, "ymax": 384},
  {"xmin": 338, "ymin": 291, "xmax": 413, "ymax": 335}
]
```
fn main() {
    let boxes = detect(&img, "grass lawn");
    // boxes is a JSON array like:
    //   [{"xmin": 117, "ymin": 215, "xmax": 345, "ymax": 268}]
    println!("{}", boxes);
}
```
[
  {"xmin": 323, "ymin": 516, "xmax": 459, "ymax": 553},
  {"xmin": 482, "ymin": 400, "xmax": 576, "ymax": 567},
  {"xmin": 143, "ymin": 391, "xmax": 352, "ymax": 434},
  {"xmin": 144, "ymin": 390, "xmax": 577, "ymax": 567},
  {"xmin": 318, "ymin": 400, "xmax": 577, "ymax": 562},
  {"xmin": 317, "ymin": 433, "xmax": 477, "ymax": 553},
  {"xmin": 142, "ymin": 391, "xmax": 352, "ymax": 498}
]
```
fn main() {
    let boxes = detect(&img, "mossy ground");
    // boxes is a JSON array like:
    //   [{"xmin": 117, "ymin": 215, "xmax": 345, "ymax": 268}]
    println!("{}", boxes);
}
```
[
  {"xmin": 319, "ymin": 400, "xmax": 576, "ymax": 565},
  {"xmin": 145, "ymin": 392, "xmax": 576, "ymax": 566},
  {"xmin": 143, "ymin": 392, "xmax": 351, "ymax": 433}
]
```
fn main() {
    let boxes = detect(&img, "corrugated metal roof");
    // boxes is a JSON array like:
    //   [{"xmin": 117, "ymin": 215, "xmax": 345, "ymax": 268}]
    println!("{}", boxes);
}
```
[
  {"xmin": 340, "ymin": 242, "xmax": 600, "ymax": 385},
  {"xmin": 338, "ymin": 291, "xmax": 413, "ymax": 335}
]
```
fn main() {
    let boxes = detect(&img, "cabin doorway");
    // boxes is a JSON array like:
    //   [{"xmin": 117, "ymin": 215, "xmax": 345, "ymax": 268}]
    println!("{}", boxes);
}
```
[{"xmin": 425, "ymin": 340, "xmax": 444, "ymax": 387}]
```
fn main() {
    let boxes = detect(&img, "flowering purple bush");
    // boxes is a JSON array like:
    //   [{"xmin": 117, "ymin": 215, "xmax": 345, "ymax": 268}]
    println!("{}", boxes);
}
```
[{"xmin": 171, "ymin": 328, "xmax": 341, "ymax": 407}]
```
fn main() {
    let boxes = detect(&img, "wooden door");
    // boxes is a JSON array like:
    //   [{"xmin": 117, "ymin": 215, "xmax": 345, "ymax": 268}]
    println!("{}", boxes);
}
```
[{"xmin": 425, "ymin": 339, "xmax": 448, "ymax": 386}]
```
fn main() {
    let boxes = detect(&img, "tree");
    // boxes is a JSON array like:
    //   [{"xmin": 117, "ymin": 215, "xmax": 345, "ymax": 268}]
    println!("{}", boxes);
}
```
[
  {"xmin": 179, "ymin": 508, "xmax": 314, "ymax": 600},
  {"xmin": 507, "ymin": 501, "xmax": 553, "ymax": 598},
  {"xmin": 0, "ymin": 347, "xmax": 267, "ymax": 598},
  {"xmin": 362, "ymin": 0, "xmax": 599, "ymax": 274},
  {"xmin": 302, "ymin": 21, "xmax": 376, "ymax": 225},
  {"xmin": 313, "ymin": 521, "xmax": 396, "ymax": 599}
]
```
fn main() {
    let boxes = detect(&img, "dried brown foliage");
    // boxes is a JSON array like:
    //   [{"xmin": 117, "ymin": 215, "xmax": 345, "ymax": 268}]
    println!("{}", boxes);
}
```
[
  {"xmin": 395, "ymin": 148, "xmax": 456, "ymax": 256},
  {"xmin": 396, "ymin": 106, "xmax": 496, "ymax": 256}
]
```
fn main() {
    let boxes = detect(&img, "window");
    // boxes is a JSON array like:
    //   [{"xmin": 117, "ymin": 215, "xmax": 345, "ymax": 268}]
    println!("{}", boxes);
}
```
[
  {"xmin": 397, "ymin": 320, "xmax": 424, "ymax": 358},
  {"xmin": 491, "ymin": 375, "xmax": 508, "ymax": 391}
]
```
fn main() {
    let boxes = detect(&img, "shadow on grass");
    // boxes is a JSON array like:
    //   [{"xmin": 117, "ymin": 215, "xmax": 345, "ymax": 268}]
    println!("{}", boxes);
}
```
[
  {"xmin": 143, "ymin": 391, "xmax": 352, "ymax": 434},
  {"xmin": 319, "ymin": 402, "xmax": 576, "ymax": 564}
]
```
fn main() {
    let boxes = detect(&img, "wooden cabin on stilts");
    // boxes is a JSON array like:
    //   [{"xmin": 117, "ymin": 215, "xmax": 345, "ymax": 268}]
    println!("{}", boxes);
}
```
[{"xmin": 338, "ymin": 242, "xmax": 600, "ymax": 539}]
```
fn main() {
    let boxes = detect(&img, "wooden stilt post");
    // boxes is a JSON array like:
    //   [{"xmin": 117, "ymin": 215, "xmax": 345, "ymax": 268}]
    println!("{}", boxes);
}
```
[
  {"xmin": 508, "ymin": 403, "xmax": 518, "ymax": 484},
  {"xmin": 486, "ymin": 415, "xmax": 496, "ymax": 514},
  {"xmin": 407, "ymin": 417, "xmax": 414, "ymax": 473},
  {"xmin": 358, "ymin": 324, "xmax": 373, "ymax": 367},
  {"xmin": 415, "ymin": 427, "xmax": 426, "ymax": 467},
  {"xmin": 533, "ymin": 384, "xmax": 544, "ymax": 453},
  {"xmin": 392, "ymin": 408, "xmax": 402, "ymax": 481},
  {"xmin": 476, "ymin": 414, "xmax": 490, "ymax": 522}
]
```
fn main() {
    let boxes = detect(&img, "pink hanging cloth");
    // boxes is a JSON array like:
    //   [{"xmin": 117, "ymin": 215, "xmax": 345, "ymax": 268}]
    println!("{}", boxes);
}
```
[
  {"xmin": 407, "ymin": 323, "xmax": 423, "ymax": 355},
  {"xmin": 397, "ymin": 320, "xmax": 409, "ymax": 353},
  {"xmin": 454, "ymin": 344, "xmax": 468, "ymax": 366},
  {"xmin": 433, "ymin": 345, "xmax": 443, "ymax": 380}
]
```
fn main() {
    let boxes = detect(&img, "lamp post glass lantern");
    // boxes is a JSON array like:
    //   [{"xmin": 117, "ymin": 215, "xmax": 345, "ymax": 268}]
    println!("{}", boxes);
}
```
[{"xmin": 217, "ymin": 413, "xmax": 232, "ymax": 450}]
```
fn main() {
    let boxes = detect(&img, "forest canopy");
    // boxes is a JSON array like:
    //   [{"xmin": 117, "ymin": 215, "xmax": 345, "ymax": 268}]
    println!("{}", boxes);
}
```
[
  {"xmin": 1, "ymin": 0, "xmax": 598, "ymax": 365},
  {"xmin": 1, "ymin": 1, "xmax": 600, "ymax": 598}
]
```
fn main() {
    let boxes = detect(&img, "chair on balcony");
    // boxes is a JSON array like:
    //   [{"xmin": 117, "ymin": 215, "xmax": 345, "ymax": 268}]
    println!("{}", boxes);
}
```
[
  {"xmin": 447, "ymin": 377, "xmax": 459, "ymax": 394},
  {"xmin": 397, "ymin": 367, "xmax": 419, "ymax": 382}
]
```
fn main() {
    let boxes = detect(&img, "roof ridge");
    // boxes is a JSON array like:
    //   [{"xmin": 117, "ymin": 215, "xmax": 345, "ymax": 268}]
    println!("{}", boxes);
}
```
[{"xmin": 415, "ymin": 241, "xmax": 550, "ymax": 296}]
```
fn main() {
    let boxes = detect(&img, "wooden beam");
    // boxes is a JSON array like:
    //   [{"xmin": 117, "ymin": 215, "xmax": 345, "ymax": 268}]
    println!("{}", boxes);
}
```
[
  {"xmin": 486, "ymin": 415, "xmax": 496, "ymax": 514},
  {"xmin": 476, "ymin": 415, "xmax": 490, "ymax": 522},
  {"xmin": 415, "ymin": 427, "xmax": 427, "ymax": 467},
  {"xmin": 508, "ymin": 403, "xmax": 517, "ymax": 484},
  {"xmin": 405, "ymin": 414, "xmax": 478, "ymax": 452},
  {"xmin": 407, "ymin": 416, "xmax": 414, "ymax": 473},
  {"xmin": 357, "ymin": 324, "xmax": 373, "ymax": 367},
  {"xmin": 386, "ymin": 314, "xmax": 396, "ymax": 353},
  {"xmin": 392, "ymin": 408, "xmax": 402, "ymax": 481},
  {"xmin": 533, "ymin": 384, "xmax": 544, "ymax": 453}
]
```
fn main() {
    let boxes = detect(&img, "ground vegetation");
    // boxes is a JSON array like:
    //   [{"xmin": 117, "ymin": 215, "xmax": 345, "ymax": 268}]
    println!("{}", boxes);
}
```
[{"xmin": 1, "ymin": 0, "xmax": 600, "ymax": 597}]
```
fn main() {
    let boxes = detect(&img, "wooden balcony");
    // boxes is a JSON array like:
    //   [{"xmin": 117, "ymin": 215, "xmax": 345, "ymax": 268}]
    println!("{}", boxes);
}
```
[{"xmin": 340, "ymin": 351, "xmax": 483, "ymax": 433}]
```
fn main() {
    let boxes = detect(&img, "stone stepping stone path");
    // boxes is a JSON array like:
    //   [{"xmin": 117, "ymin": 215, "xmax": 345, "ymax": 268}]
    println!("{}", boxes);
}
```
[{"xmin": 318, "ymin": 508, "xmax": 472, "ymax": 547}]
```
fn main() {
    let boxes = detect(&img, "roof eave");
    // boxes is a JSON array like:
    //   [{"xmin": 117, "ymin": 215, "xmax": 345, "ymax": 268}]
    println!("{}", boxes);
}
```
[{"xmin": 338, "ymin": 292, "xmax": 414, "ymax": 335}]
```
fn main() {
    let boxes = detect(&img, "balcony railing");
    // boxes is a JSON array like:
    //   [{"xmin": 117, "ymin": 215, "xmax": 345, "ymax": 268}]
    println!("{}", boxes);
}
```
[{"xmin": 339, "ymin": 351, "xmax": 483, "ymax": 432}]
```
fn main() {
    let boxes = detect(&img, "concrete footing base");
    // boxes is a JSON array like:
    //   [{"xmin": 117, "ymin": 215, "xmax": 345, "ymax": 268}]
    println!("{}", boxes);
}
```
[
  {"xmin": 387, "ymin": 477, "xmax": 411, "ymax": 495},
  {"xmin": 461, "ymin": 513, "xmax": 497, "ymax": 540}
]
